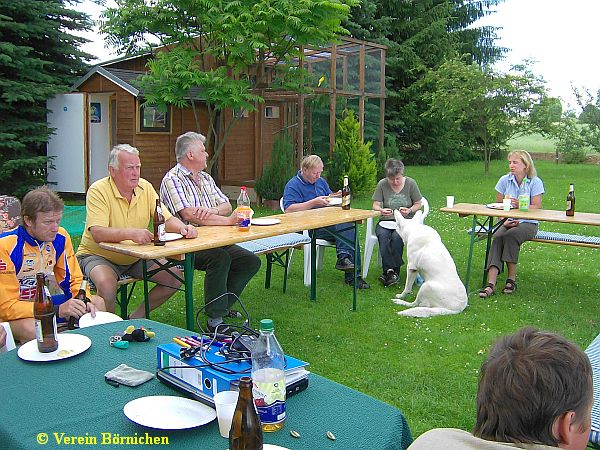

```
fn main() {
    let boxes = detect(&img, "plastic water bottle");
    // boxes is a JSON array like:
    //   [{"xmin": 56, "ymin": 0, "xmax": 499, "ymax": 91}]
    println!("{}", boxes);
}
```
[
  {"xmin": 518, "ymin": 179, "xmax": 530, "ymax": 211},
  {"xmin": 251, "ymin": 319, "xmax": 286, "ymax": 432},
  {"xmin": 236, "ymin": 186, "xmax": 252, "ymax": 231}
]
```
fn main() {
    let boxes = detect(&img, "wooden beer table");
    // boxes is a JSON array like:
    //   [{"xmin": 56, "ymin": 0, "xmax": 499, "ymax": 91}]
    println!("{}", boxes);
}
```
[
  {"xmin": 441, "ymin": 203, "xmax": 600, "ymax": 293},
  {"xmin": 100, "ymin": 207, "xmax": 379, "ymax": 330}
]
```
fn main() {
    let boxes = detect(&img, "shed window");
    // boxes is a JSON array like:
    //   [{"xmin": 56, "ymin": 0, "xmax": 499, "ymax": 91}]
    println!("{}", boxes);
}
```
[
  {"xmin": 138, "ymin": 101, "xmax": 171, "ymax": 133},
  {"xmin": 264, "ymin": 106, "xmax": 280, "ymax": 119},
  {"xmin": 233, "ymin": 108, "xmax": 249, "ymax": 118}
]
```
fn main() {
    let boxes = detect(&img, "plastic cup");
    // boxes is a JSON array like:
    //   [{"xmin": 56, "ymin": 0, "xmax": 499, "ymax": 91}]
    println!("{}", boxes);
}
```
[
  {"xmin": 214, "ymin": 390, "xmax": 239, "ymax": 438},
  {"xmin": 446, "ymin": 196, "xmax": 455, "ymax": 208},
  {"xmin": 502, "ymin": 198, "xmax": 511, "ymax": 212}
]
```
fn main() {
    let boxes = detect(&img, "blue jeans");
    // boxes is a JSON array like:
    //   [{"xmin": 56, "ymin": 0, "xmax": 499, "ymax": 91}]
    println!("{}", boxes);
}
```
[{"xmin": 312, "ymin": 223, "xmax": 361, "ymax": 281}]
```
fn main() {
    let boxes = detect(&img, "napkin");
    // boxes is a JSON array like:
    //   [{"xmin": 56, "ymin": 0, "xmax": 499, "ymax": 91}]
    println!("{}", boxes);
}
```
[{"xmin": 104, "ymin": 364, "xmax": 154, "ymax": 387}]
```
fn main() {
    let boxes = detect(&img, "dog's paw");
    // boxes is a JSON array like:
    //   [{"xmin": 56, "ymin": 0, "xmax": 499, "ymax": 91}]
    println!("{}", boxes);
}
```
[
  {"xmin": 396, "ymin": 292, "xmax": 409, "ymax": 300},
  {"xmin": 392, "ymin": 298, "xmax": 410, "ymax": 306}
]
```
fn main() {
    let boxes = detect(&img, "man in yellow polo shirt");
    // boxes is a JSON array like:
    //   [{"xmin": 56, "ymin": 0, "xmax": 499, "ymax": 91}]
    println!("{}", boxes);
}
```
[{"xmin": 76, "ymin": 144, "xmax": 197, "ymax": 318}]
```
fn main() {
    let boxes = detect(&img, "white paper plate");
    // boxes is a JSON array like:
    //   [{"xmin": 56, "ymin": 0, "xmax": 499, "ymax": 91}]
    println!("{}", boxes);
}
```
[
  {"xmin": 264, "ymin": 445, "xmax": 291, "ymax": 450},
  {"xmin": 251, "ymin": 218, "xmax": 282, "ymax": 226},
  {"xmin": 162, "ymin": 232, "xmax": 183, "ymax": 242},
  {"xmin": 78, "ymin": 311, "xmax": 123, "ymax": 328},
  {"xmin": 378, "ymin": 220, "xmax": 398, "ymax": 230},
  {"xmin": 327, "ymin": 197, "xmax": 342, "ymax": 206},
  {"xmin": 486, "ymin": 202, "xmax": 514, "ymax": 210},
  {"xmin": 123, "ymin": 396, "xmax": 216, "ymax": 430},
  {"xmin": 18, "ymin": 333, "xmax": 91, "ymax": 362}
]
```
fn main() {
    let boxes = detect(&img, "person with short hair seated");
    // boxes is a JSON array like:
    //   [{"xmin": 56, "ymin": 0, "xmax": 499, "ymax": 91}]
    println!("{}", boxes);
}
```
[
  {"xmin": 282, "ymin": 154, "xmax": 369, "ymax": 289},
  {"xmin": 0, "ymin": 186, "xmax": 105, "ymax": 342},
  {"xmin": 408, "ymin": 327, "xmax": 592, "ymax": 450},
  {"xmin": 160, "ymin": 132, "xmax": 261, "ymax": 334},
  {"xmin": 76, "ymin": 144, "xmax": 197, "ymax": 319}
]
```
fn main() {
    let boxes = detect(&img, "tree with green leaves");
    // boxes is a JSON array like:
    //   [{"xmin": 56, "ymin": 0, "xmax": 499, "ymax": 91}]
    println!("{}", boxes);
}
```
[
  {"xmin": 421, "ymin": 59, "xmax": 547, "ymax": 174},
  {"xmin": 100, "ymin": 0, "xmax": 358, "ymax": 171},
  {"xmin": 0, "ymin": 0, "xmax": 92, "ymax": 197},
  {"xmin": 345, "ymin": 0, "xmax": 506, "ymax": 165},
  {"xmin": 327, "ymin": 109, "xmax": 376, "ymax": 194}
]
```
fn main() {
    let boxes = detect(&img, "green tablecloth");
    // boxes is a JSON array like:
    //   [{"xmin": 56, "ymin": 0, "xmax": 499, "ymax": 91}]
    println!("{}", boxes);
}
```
[{"xmin": 0, "ymin": 319, "xmax": 413, "ymax": 449}]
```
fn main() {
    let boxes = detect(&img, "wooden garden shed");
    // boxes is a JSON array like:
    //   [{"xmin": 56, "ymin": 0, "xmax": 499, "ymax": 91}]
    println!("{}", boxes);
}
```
[{"xmin": 46, "ymin": 37, "xmax": 386, "ymax": 198}]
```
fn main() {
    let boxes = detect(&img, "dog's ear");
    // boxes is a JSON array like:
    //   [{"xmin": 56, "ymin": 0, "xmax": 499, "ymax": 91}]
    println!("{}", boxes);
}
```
[
  {"xmin": 413, "ymin": 210, "xmax": 423, "ymax": 223},
  {"xmin": 394, "ymin": 209, "xmax": 404, "ymax": 224}
]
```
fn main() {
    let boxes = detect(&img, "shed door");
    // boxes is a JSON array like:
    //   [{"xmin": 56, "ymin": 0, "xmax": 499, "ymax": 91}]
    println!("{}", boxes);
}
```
[{"xmin": 47, "ymin": 93, "xmax": 87, "ymax": 193}]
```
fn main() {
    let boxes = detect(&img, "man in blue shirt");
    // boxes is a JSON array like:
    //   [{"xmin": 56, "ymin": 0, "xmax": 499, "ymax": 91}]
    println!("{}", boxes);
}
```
[{"xmin": 283, "ymin": 155, "xmax": 369, "ymax": 289}]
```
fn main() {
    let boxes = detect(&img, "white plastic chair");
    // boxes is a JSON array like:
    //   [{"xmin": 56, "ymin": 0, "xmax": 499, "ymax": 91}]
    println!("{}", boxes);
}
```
[
  {"xmin": 362, "ymin": 196, "xmax": 430, "ymax": 278},
  {"xmin": 280, "ymin": 198, "xmax": 336, "ymax": 286},
  {"xmin": 0, "ymin": 322, "xmax": 16, "ymax": 353}
]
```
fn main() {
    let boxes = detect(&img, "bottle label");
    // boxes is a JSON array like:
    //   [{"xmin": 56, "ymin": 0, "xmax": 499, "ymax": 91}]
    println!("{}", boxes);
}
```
[
  {"xmin": 341, "ymin": 194, "xmax": 351, "ymax": 207},
  {"xmin": 237, "ymin": 206, "xmax": 252, "ymax": 231},
  {"xmin": 34, "ymin": 319, "xmax": 43, "ymax": 343},
  {"xmin": 566, "ymin": 200, "xmax": 571, "ymax": 210},
  {"xmin": 34, "ymin": 315, "xmax": 57, "ymax": 343},
  {"xmin": 158, "ymin": 223, "xmax": 166, "ymax": 241},
  {"xmin": 252, "ymin": 369, "xmax": 286, "ymax": 424},
  {"xmin": 518, "ymin": 194, "xmax": 528, "ymax": 211}
]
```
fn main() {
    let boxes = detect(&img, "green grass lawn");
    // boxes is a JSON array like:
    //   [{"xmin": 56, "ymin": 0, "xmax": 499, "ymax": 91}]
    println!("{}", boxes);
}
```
[
  {"xmin": 71, "ymin": 159, "xmax": 600, "ymax": 439},
  {"xmin": 508, "ymin": 129, "xmax": 598, "ymax": 156},
  {"xmin": 508, "ymin": 132, "xmax": 557, "ymax": 154}
]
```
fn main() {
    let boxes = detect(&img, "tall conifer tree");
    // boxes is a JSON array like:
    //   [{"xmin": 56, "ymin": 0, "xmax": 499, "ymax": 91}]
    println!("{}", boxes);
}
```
[{"xmin": 0, "ymin": 0, "xmax": 92, "ymax": 196}]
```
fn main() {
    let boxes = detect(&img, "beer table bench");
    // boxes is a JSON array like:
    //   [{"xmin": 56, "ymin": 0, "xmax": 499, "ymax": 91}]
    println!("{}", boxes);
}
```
[
  {"xmin": 585, "ymin": 333, "xmax": 600, "ymax": 448},
  {"xmin": 99, "ymin": 208, "xmax": 379, "ymax": 330},
  {"xmin": 0, "ymin": 319, "xmax": 413, "ymax": 450},
  {"xmin": 106, "ymin": 232, "xmax": 312, "ymax": 319},
  {"xmin": 440, "ymin": 203, "xmax": 600, "ymax": 293}
]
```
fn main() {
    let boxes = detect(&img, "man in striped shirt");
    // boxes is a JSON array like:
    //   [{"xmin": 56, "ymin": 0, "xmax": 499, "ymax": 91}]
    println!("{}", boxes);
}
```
[{"xmin": 160, "ymin": 132, "xmax": 261, "ymax": 334}]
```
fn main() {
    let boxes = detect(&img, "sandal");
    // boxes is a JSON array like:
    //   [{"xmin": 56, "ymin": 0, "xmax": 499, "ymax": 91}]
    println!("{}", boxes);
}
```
[
  {"xmin": 502, "ymin": 279, "xmax": 517, "ymax": 295},
  {"xmin": 478, "ymin": 283, "xmax": 496, "ymax": 298}
]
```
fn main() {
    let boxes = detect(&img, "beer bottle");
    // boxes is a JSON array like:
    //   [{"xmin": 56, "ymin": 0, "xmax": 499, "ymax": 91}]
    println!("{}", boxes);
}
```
[
  {"xmin": 566, "ymin": 183, "xmax": 575, "ymax": 217},
  {"xmin": 153, "ymin": 199, "xmax": 165, "ymax": 246},
  {"xmin": 229, "ymin": 376, "xmax": 263, "ymax": 450},
  {"xmin": 341, "ymin": 175, "xmax": 351, "ymax": 210},
  {"xmin": 34, "ymin": 272, "xmax": 58, "ymax": 353},
  {"xmin": 67, "ymin": 277, "xmax": 89, "ymax": 330}
]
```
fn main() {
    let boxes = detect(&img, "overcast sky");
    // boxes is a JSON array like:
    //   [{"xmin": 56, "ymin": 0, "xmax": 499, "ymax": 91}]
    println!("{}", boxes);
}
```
[
  {"xmin": 77, "ymin": 0, "xmax": 600, "ymax": 111},
  {"xmin": 475, "ymin": 0, "xmax": 600, "ymax": 111}
]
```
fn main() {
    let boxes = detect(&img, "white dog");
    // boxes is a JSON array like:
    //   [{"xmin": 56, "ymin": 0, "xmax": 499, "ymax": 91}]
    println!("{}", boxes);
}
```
[{"xmin": 392, "ymin": 210, "xmax": 467, "ymax": 317}]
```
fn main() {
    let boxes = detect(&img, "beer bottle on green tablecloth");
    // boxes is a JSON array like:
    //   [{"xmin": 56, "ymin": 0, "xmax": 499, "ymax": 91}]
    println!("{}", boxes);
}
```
[
  {"xmin": 229, "ymin": 376, "xmax": 263, "ymax": 450},
  {"xmin": 566, "ymin": 183, "xmax": 575, "ymax": 217},
  {"xmin": 34, "ymin": 272, "xmax": 58, "ymax": 353},
  {"xmin": 153, "ymin": 199, "xmax": 166, "ymax": 246}
]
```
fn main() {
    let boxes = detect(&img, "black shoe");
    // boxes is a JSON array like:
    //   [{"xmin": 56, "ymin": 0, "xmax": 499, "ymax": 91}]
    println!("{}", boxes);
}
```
[
  {"xmin": 206, "ymin": 322, "xmax": 235, "ymax": 336},
  {"xmin": 335, "ymin": 257, "xmax": 355, "ymax": 272},
  {"xmin": 345, "ymin": 277, "xmax": 371, "ymax": 289},
  {"xmin": 381, "ymin": 270, "xmax": 399, "ymax": 288}
]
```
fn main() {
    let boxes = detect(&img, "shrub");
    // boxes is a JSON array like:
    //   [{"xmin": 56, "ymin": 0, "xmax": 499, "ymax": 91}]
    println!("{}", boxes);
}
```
[
  {"xmin": 254, "ymin": 131, "xmax": 297, "ymax": 200},
  {"xmin": 327, "ymin": 109, "xmax": 376, "ymax": 194},
  {"xmin": 555, "ymin": 117, "xmax": 588, "ymax": 164}
]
